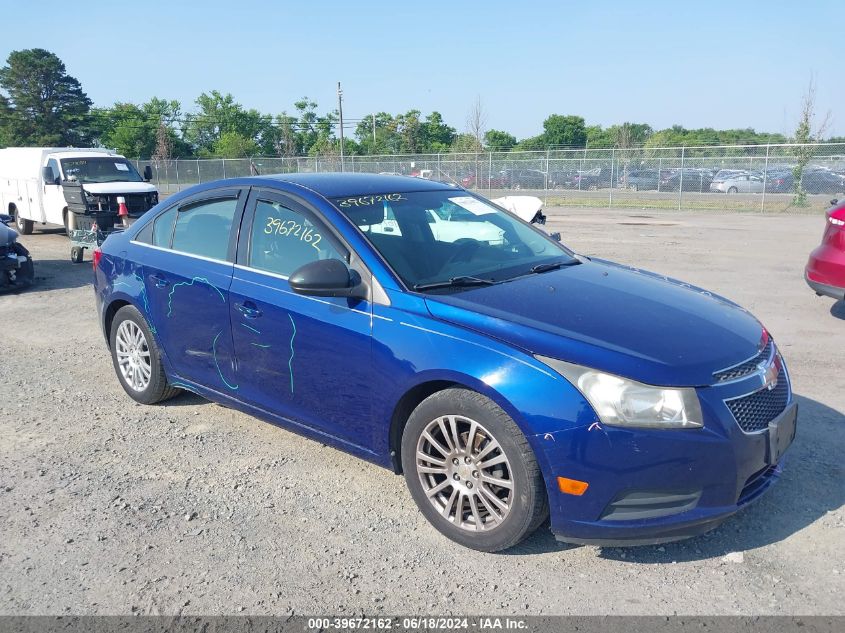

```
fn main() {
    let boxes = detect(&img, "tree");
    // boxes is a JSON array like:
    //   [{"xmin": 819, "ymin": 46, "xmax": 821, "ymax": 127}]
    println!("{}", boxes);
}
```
[
  {"xmin": 355, "ymin": 112, "xmax": 396, "ymax": 154},
  {"xmin": 466, "ymin": 96, "xmax": 487, "ymax": 149},
  {"xmin": 451, "ymin": 133, "xmax": 483, "ymax": 153},
  {"xmin": 0, "ymin": 94, "xmax": 12, "ymax": 147},
  {"xmin": 791, "ymin": 78, "xmax": 831, "ymax": 207},
  {"xmin": 95, "ymin": 98, "xmax": 188, "ymax": 159},
  {"xmin": 94, "ymin": 103, "xmax": 152, "ymax": 158},
  {"xmin": 0, "ymin": 48, "xmax": 92, "ymax": 146},
  {"xmin": 184, "ymin": 91, "xmax": 268, "ymax": 156},
  {"xmin": 484, "ymin": 129, "xmax": 517, "ymax": 150},
  {"xmin": 541, "ymin": 114, "xmax": 587, "ymax": 148},
  {"xmin": 421, "ymin": 111, "xmax": 455, "ymax": 151},
  {"xmin": 210, "ymin": 131, "xmax": 258, "ymax": 158}
]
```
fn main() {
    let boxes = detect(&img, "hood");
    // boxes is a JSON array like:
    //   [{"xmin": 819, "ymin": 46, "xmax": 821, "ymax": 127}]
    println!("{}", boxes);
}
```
[
  {"xmin": 424, "ymin": 259, "xmax": 764, "ymax": 387},
  {"xmin": 82, "ymin": 182, "xmax": 157, "ymax": 195},
  {"xmin": 0, "ymin": 222, "xmax": 18, "ymax": 247}
]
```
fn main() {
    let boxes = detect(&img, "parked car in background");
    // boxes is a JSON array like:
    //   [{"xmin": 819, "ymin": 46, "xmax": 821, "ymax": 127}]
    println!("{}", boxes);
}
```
[
  {"xmin": 460, "ymin": 171, "xmax": 506, "ymax": 189},
  {"xmin": 498, "ymin": 168, "xmax": 547, "ymax": 190},
  {"xmin": 94, "ymin": 173, "xmax": 796, "ymax": 552},
  {"xmin": 620, "ymin": 168, "xmax": 660, "ymax": 191},
  {"xmin": 764, "ymin": 169, "xmax": 794, "ymax": 193},
  {"xmin": 710, "ymin": 173, "xmax": 765, "ymax": 194},
  {"xmin": 764, "ymin": 169, "xmax": 845, "ymax": 194},
  {"xmin": 660, "ymin": 168, "xmax": 713, "ymax": 192},
  {"xmin": 567, "ymin": 167, "xmax": 614, "ymax": 190},
  {"xmin": 805, "ymin": 198, "xmax": 845, "ymax": 300},
  {"xmin": 712, "ymin": 169, "xmax": 748, "ymax": 182},
  {"xmin": 547, "ymin": 169, "xmax": 579, "ymax": 189},
  {"xmin": 803, "ymin": 170, "xmax": 845, "ymax": 194}
]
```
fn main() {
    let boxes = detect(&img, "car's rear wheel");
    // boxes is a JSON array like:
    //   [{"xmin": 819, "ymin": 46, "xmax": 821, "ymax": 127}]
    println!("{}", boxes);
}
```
[
  {"xmin": 110, "ymin": 305, "xmax": 181, "ymax": 404},
  {"xmin": 727, "ymin": 186, "xmax": 738, "ymax": 194},
  {"xmin": 401, "ymin": 388, "xmax": 548, "ymax": 552},
  {"xmin": 631, "ymin": 183, "xmax": 639, "ymax": 192}
]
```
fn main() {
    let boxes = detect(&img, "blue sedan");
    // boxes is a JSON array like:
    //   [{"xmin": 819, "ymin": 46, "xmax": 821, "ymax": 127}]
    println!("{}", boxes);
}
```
[{"xmin": 92, "ymin": 173, "xmax": 797, "ymax": 551}]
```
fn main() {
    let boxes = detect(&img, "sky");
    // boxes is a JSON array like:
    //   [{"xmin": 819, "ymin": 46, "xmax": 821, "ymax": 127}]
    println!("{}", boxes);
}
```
[{"xmin": 0, "ymin": 0, "xmax": 842, "ymax": 140}]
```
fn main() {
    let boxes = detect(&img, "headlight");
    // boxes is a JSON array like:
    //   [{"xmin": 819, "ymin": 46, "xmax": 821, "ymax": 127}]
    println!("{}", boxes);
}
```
[{"xmin": 537, "ymin": 356, "xmax": 703, "ymax": 429}]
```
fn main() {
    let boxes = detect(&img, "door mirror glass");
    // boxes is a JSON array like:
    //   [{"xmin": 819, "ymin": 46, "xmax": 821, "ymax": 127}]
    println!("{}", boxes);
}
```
[{"xmin": 42, "ymin": 166, "xmax": 57, "ymax": 184}]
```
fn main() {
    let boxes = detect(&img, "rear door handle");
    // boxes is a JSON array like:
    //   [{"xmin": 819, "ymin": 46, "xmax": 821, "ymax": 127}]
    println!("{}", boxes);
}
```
[
  {"xmin": 236, "ymin": 302, "xmax": 262, "ymax": 319},
  {"xmin": 150, "ymin": 274, "xmax": 169, "ymax": 288}
]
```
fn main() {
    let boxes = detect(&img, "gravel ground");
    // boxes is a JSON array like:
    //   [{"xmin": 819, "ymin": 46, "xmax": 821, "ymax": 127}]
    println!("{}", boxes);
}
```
[{"xmin": 0, "ymin": 208, "xmax": 843, "ymax": 616}]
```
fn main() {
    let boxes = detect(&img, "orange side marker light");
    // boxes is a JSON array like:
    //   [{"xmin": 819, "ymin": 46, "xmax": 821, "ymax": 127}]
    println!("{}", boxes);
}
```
[{"xmin": 557, "ymin": 476, "xmax": 589, "ymax": 496}]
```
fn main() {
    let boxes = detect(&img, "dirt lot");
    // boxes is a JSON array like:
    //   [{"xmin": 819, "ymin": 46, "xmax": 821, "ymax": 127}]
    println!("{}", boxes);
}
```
[{"xmin": 0, "ymin": 208, "xmax": 843, "ymax": 616}]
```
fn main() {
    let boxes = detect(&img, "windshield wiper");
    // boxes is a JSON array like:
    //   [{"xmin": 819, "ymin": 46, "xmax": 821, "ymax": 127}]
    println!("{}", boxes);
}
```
[
  {"xmin": 529, "ymin": 259, "xmax": 581, "ymax": 274},
  {"xmin": 413, "ymin": 276, "xmax": 496, "ymax": 291}
]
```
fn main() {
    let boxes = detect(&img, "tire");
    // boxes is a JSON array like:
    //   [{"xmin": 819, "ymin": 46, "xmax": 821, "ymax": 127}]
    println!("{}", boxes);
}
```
[
  {"xmin": 631, "ymin": 183, "xmax": 639, "ymax": 192},
  {"xmin": 109, "ymin": 305, "xmax": 181, "ymax": 405},
  {"xmin": 13, "ymin": 207, "xmax": 33, "ymax": 235},
  {"xmin": 70, "ymin": 246, "xmax": 84, "ymax": 263},
  {"xmin": 727, "ymin": 187, "xmax": 738, "ymax": 194},
  {"xmin": 401, "ymin": 388, "xmax": 548, "ymax": 552}
]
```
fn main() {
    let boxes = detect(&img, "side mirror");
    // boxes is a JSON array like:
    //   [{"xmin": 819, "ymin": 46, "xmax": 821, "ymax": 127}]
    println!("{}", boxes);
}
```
[
  {"xmin": 289, "ymin": 258, "xmax": 365, "ymax": 298},
  {"xmin": 143, "ymin": 165, "xmax": 153, "ymax": 181},
  {"xmin": 42, "ymin": 166, "xmax": 58, "ymax": 185}
]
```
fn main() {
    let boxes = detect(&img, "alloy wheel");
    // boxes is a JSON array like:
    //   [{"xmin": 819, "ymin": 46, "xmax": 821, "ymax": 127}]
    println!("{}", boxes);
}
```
[
  {"xmin": 416, "ymin": 414, "xmax": 513, "ymax": 532},
  {"xmin": 115, "ymin": 320, "xmax": 152, "ymax": 391}
]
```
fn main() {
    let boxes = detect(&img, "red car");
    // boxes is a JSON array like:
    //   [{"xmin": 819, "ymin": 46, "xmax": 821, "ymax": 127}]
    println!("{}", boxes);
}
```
[{"xmin": 805, "ymin": 199, "xmax": 845, "ymax": 300}]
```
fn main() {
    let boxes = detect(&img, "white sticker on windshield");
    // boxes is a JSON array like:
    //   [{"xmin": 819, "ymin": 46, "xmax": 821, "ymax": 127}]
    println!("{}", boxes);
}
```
[
  {"xmin": 448, "ymin": 196, "xmax": 496, "ymax": 216},
  {"xmin": 115, "ymin": 163, "xmax": 129, "ymax": 171}
]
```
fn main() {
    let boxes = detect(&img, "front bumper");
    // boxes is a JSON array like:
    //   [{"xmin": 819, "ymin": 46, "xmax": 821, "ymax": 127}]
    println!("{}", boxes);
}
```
[{"xmin": 536, "ymin": 370, "xmax": 797, "ymax": 546}]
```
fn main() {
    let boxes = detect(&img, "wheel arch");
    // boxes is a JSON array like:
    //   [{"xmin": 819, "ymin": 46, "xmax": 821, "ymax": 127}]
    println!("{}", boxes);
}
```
[
  {"xmin": 103, "ymin": 298, "xmax": 132, "ymax": 349},
  {"xmin": 386, "ymin": 371, "xmax": 538, "ymax": 475},
  {"xmin": 388, "ymin": 379, "xmax": 457, "ymax": 474}
]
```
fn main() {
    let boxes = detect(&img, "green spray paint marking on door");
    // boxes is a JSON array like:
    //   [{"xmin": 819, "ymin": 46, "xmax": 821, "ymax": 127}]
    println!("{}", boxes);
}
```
[
  {"xmin": 212, "ymin": 330, "xmax": 239, "ymax": 391},
  {"xmin": 167, "ymin": 277, "xmax": 226, "ymax": 316},
  {"xmin": 287, "ymin": 313, "xmax": 296, "ymax": 393}
]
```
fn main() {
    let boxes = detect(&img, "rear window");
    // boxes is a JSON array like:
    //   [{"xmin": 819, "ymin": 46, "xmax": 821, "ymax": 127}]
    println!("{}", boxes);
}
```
[{"xmin": 171, "ymin": 198, "xmax": 239, "ymax": 260}]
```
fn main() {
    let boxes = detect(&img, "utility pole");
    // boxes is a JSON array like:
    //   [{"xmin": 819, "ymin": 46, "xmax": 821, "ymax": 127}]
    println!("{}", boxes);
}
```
[
  {"xmin": 372, "ymin": 113, "xmax": 376, "ymax": 151},
  {"xmin": 337, "ymin": 82, "xmax": 345, "ymax": 172}
]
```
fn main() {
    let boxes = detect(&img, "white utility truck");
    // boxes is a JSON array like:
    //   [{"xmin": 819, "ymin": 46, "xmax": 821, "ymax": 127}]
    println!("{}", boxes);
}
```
[{"xmin": 0, "ymin": 147, "xmax": 159, "ymax": 235}]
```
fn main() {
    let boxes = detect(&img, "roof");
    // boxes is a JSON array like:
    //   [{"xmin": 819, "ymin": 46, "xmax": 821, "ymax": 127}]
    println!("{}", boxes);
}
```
[{"xmin": 259, "ymin": 172, "xmax": 458, "ymax": 198}]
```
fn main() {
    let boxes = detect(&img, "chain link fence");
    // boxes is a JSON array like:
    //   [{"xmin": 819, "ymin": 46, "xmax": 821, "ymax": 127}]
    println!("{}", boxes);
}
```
[{"xmin": 134, "ymin": 143, "xmax": 845, "ymax": 213}]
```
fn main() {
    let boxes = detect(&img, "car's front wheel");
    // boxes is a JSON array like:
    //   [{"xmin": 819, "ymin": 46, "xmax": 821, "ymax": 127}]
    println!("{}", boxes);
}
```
[
  {"xmin": 401, "ymin": 388, "xmax": 548, "ymax": 552},
  {"xmin": 110, "ymin": 305, "xmax": 181, "ymax": 404}
]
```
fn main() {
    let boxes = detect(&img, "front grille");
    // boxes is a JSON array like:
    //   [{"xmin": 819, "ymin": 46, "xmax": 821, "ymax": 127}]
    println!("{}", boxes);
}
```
[
  {"xmin": 724, "ymin": 368, "xmax": 789, "ymax": 432},
  {"xmin": 123, "ymin": 194, "xmax": 153, "ymax": 214},
  {"xmin": 714, "ymin": 339, "xmax": 773, "ymax": 382}
]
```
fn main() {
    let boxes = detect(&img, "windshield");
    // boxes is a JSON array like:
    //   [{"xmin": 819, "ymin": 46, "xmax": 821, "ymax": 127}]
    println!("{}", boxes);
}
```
[
  {"xmin": 60, "ymin": 157, "xmax": 144, "ymax": 183},
  {"xmin": 331, "ymin": 190, "xmax": 576, "ymax": 291}
]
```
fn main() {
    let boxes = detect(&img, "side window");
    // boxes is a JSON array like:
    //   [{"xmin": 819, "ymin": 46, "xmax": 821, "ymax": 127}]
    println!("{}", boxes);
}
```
[
  {"xmin": 249, "ymin": 199, "xmax": 342, "ymax": 277},
  {"xmin": 171, "ymin": 197, "xmax": 239, "ymax": 260},
  {"xmin": 152, "ymin": 206, "xmax": 177, "ymax": 248}
]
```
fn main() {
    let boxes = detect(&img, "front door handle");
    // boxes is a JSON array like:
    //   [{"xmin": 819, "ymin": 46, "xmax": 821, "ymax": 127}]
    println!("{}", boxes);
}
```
[
  {"xmin": 150, "ymin": 274, "xmax": 169, "ymax": 288},
  {"xmin": 236, "ymin": 302, "xmax": 262, "ymax": 319}
]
